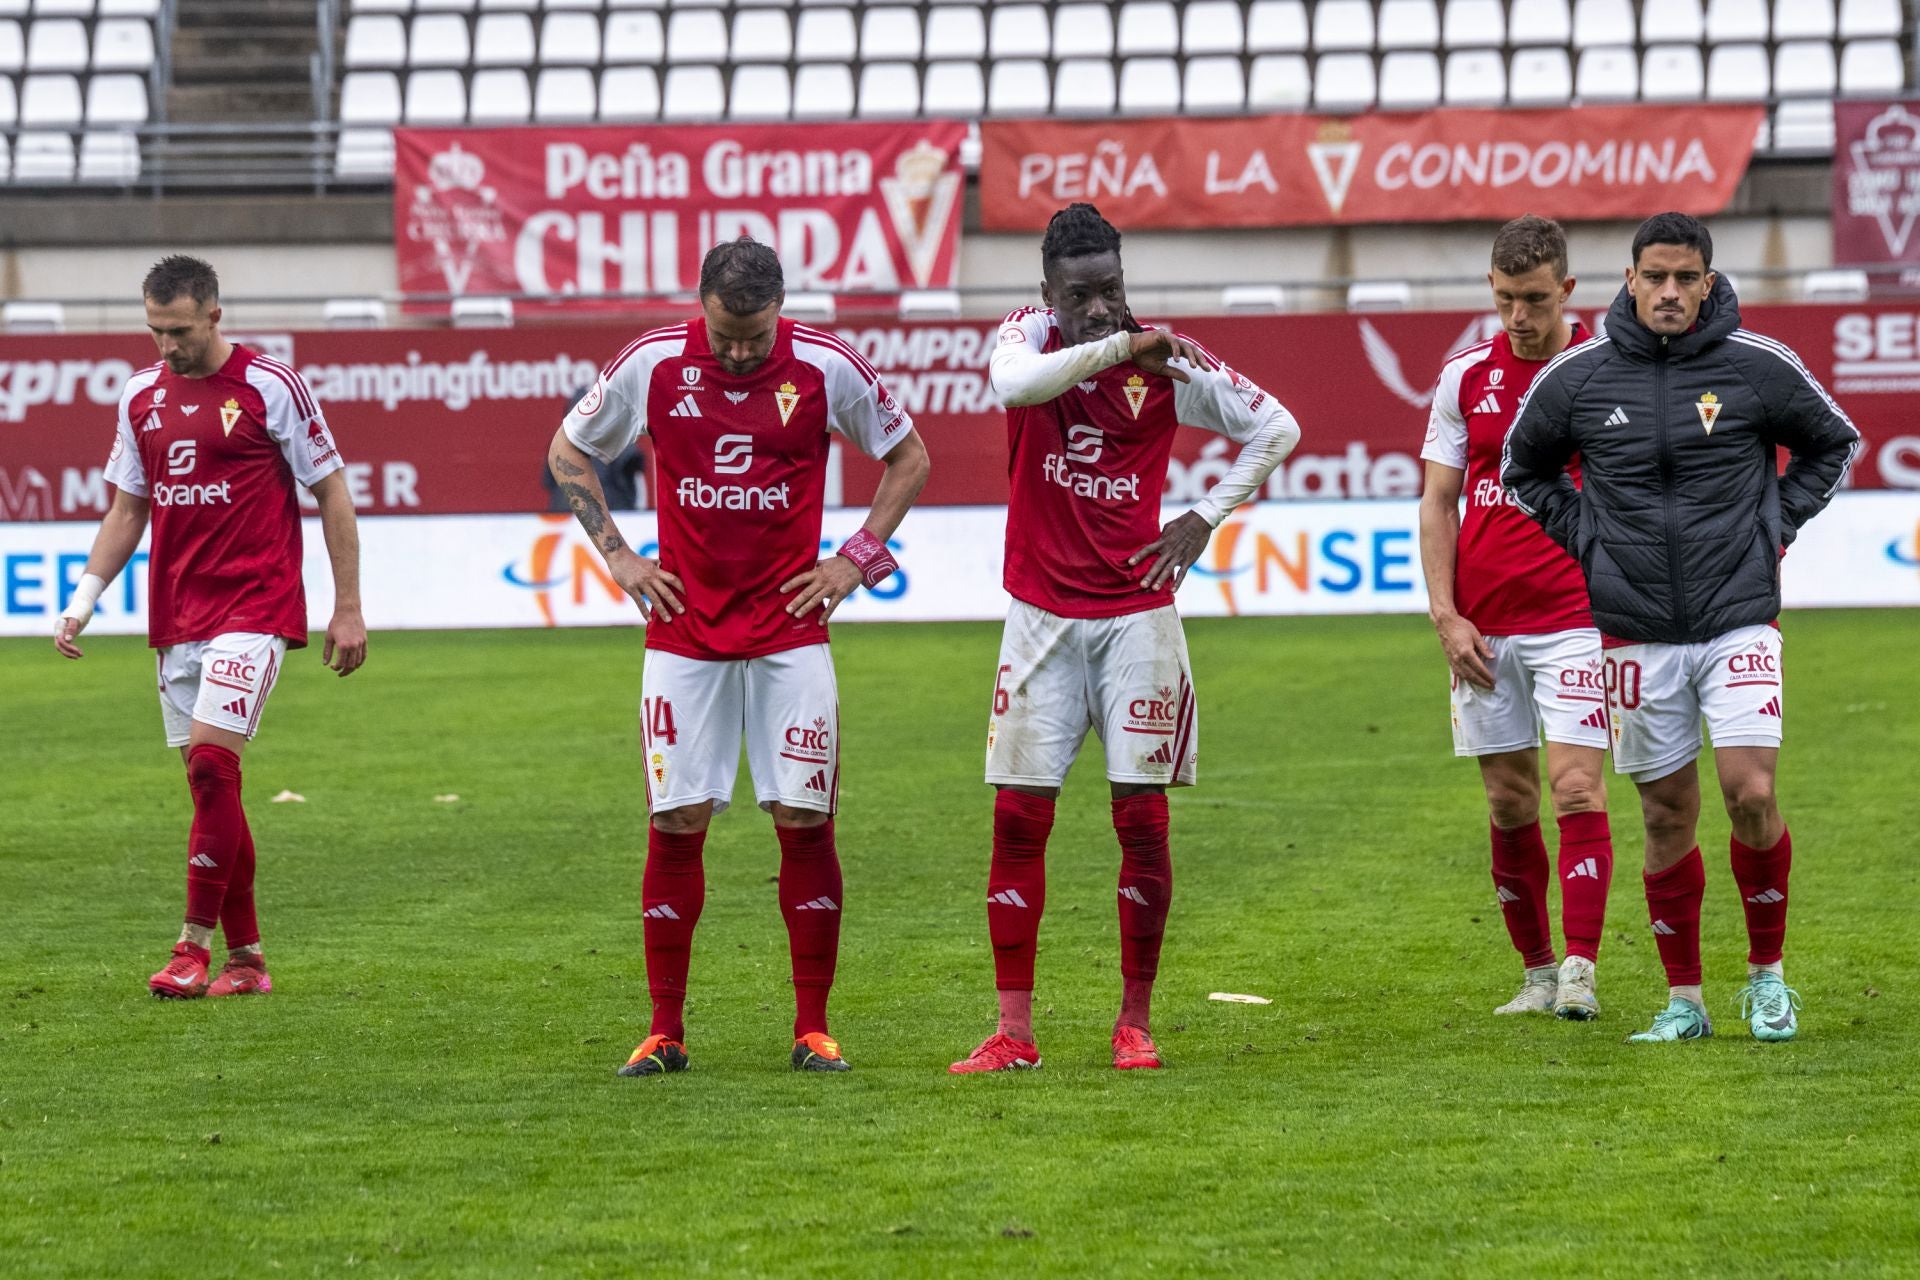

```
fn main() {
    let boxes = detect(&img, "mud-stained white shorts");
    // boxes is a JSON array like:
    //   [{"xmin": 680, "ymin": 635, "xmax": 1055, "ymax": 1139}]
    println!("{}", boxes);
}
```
[
  {"xmin": 1449, "ymin": 628, "xmax": 1609, "ymax": 757},
  {"xmin": 1605, "ymin": 624, "xmax": 1784, "ymax": 784},
  {"xmin": 156, "ymin": 632, "xmax": 287, "ymax": 749},
  {"xmin": 984, "ymin": 600, "xmax": 1197, "ymax": 790},
  {"xmin": 640, "ymin": 644, "xmax": 839, "ymax": 816}
]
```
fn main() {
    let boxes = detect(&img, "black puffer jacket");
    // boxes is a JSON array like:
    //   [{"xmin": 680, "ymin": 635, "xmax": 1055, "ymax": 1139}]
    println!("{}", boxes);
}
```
[{"xmin": 1501, "ymin": 277, "xmax": 1860, "ymax": 644}]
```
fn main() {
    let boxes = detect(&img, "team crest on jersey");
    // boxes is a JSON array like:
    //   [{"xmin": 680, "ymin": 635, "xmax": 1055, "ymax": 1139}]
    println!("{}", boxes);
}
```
[
  {"xmin": 1696, "ymin": 392, "xmax": 1721, "ymax": 434},
  {"xmin": 219, "ymin": 398, "xmax": 242, "ymax": 437},
  {"xmin": 775, "ymin": 381, "xmax": 800, "ymax": 426},
  {"xmin": 1123, "ymin": 374, "xmax": 1148, "ymax": 419}
]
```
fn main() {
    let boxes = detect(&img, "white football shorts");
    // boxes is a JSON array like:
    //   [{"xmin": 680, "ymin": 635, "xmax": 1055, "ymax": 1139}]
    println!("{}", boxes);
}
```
[
  {"xmin": 640, "ymin": 644, "xmax": 839, "ymax": 816},
  {"xmin": 156, "ymin": 632, "xmax": 287, "ymax": 748},
  {"xmin": 1605, "ymin": 624, "xmax": 1784, "ymax": 784},
  {"xmin": 1449, "ymin": 628, "xmax": 1609, "ymax": 757},
  {"xmin": 985, "ymin": 600, "xmax": 1197, "ymax": 790}
]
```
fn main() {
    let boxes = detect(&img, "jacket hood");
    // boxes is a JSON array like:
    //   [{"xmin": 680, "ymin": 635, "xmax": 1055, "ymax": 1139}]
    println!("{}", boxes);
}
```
[{"xmin": 1604, "ymin": 272, "xmax": 1741, "ymax": 360}]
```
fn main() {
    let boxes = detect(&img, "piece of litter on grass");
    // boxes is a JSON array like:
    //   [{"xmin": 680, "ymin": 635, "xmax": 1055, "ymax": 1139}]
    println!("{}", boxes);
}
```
[
  {"xmin": 433, "ymin": 794, "xmax": 461, "ymax": 803},
  {"xmin": 1209, "ymin": 992, "xmax": 1272, "ymax": 1005},
  {"xmin": 270, "ymin": 790, "xmax": 305, "ymax": 804}
]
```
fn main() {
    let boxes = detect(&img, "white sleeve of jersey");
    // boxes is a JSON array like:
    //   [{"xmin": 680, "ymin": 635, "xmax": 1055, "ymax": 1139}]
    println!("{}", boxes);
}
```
[
  {"xmin": 250, "ymin": 360, "xmax": 346, "ymax": 488},
  {"xmin": 1170, "ymin": 354, "xmax": 1302, "ymax": 527},
  {"xmin": 1420, "ymin": 357, "xmax": 1471, "ymax": 471},
  {"xmin": 796, "ymin": 334, "xmax": 913, "ymax": 461},
  {"xmin": 562, "ymin": 344, "xmax": 665, "ymax": 464},
  {"xmin": 988, "ymin": 307, "xmax": 1133, "ymax": 407},
  {"xmin": 102, "ymin": 378, "xmax": 150, "ymax": 498}
]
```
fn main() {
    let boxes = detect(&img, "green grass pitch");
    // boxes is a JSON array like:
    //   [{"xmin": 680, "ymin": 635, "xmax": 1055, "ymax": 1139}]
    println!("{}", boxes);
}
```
[{"xmin": 2, "ymin": 612, "xmax": 1916, "ymax": 1278}]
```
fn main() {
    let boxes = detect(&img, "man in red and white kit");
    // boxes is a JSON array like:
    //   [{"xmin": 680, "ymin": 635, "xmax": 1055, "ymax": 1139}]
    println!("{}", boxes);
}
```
[
  {"xmin": 55, "ymin": 255, "xmax": 367, "ymax": 999},
  {"xmin": 950, "ymin": 204, "xmax": 1301, "ymax": 1074},
  {"xmin": 548, "ymin": 238, "xmax": 929, "ymax": 1077},
  {"xmin": 1418, "ymin": 216, "xmax": 1615, "ymax": 1021}
]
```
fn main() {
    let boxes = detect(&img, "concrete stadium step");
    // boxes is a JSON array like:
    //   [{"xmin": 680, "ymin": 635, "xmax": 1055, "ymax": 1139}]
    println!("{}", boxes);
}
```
[
  {"xmin": 166, "ymin": 0, "xmax": 322, "ymax": 122},
  {"xmin": 167, "ymin": 84, "xmax": 319, "ymax": 123}
]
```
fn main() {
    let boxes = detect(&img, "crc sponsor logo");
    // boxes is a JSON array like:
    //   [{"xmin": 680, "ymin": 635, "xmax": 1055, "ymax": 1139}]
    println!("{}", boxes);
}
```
[
  {"xmin": 783, "ymin": 717, "xmax": 832, "ymax": 764},
  {"xmin": 166, "ymin": 439, "xmax": 197, "ymax": 476},
  {"xmin": 676, "ymin": 477, "xmax": 790, "ymax": 510},
  {"xmin": 209, "ymin": 657, "xmax": 258, "ymax": 682},
  {"xmin": 1128, "ymin": 688, "xmax": 1179, "ymax": 725},
  {"xmin": 1727, "ymin": 651, "xmax": 1780, "ymax": 676},
  {"xmin": 712, "ymin": 433, "xmax": 754, "ymax": 475},
  {"xmin": 1558, "ymin": 663, "xmax": 1605, "ymax": 693}
]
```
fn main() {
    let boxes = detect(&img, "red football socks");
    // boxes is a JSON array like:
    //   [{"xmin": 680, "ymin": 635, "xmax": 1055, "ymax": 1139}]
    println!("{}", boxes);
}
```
[
  {"xmin": 642, "ymin": 826, "xmax": 707, "ymax": 1041},
  {"xmin": 1113, "ymin": 793, "xmax": 1172, "ymax": 1030},
  {"xmin": 1556, "ymin": 810, "xmax": 1614, "ymax": 963},
  {"xmin": 219, "ymin": 809, "xmax": 260, "ymax": 950},
  {"xmin": 987, "ymin": 790, "xmax": 1054, "ymax": 993},
  {"xmin": 776, "ymin": 820, "xmax": 843, "ymax": 1038},
  {"xmin": 1644, "ymin": 847, "xmax": 1706, "ymax": 987},
  {"xmin": 1730, "ymin": 828, "xmax": 1793, "ymax": 967},
  {"xmin": 1490, "ymin": 820, "xmax": 1556, "ymax": 969},
  {"xmin": 183, "ymin": 745, "xmax": 244, "ymax": 931}
]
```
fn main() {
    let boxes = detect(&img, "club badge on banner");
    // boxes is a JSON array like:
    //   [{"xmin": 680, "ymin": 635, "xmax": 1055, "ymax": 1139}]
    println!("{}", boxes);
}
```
[
  {"xmin": 395, "ymin": 122, "xmax": 968, "ymax": 304},
  {"xmin": 980, "ymin": 106, "xmax": 1763, "ymax": 230},
  {"xmin": 1834, "ymin": 101, "xmax": 1920, "ymax": 279}
]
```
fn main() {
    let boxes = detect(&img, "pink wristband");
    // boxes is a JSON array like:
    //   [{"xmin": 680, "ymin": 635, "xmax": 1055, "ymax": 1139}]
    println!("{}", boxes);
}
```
[{"xmin": 836, "ymin": 529, "xmax": 898, "ymax": 589}]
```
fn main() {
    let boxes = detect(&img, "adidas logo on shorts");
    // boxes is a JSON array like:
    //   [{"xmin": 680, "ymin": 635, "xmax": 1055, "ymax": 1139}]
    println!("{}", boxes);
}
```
[
  {"xmin": 222, "ymin": 697, "xmax": 248, "ymax": 718},
  {"xmin": 1758, "ymin": 696, "xmax": 1782, "ymax": 717},
  {"xmin": 1579, "ymin": 706, "xmax": 1607, "ymax": 729},
  {"xmin": 1142, "ymin": 741, "xmax": 1175, "ymax": 766},
  {"xmin": 805, "ymin": 769, "xmax": 828, "ymax": 793},
  {"xmin": 988, "ymin": 889, "xmax": 1030, "ymax": 909}
]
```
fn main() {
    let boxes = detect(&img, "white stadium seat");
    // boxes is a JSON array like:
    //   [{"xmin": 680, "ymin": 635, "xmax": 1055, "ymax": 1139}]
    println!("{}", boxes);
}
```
[
  {"xmin": 1775, "ymin": 40, "xmax": 1838, "ymax": 96},
  {"xmin": 404, "ymin": 69, "xmax": 466, "ymax": 122},
  {"xmin": 20, "ymin": 70, "xmax": 79, "ymax": 123},
  {"xmin": 1707, "ymin": 43, "xmax": 1770, "ymax": 98},
  {"xmin": 1379, "ymin": 50, "xmax": 1441, "ymax": 108},
  {"xmin": 1348, "ymin": 281, "xmax": 1413, "ymax": 311},
  {"xmin": 452, "ymin": 297, "xmax": 514, "ymax": 328},
  {"xmin": 1840, "ymin": 39, "xmax": 1905, "ymax": 95},
  {"xmin": 1221, "ymin": 285, "xmax": 1287, "ymax": 312},
  {"xmin": 666, "ymin": 10, "xmax": 727, "ymax": 63},
  {"xmin": 1247, "ymin": 52, "xmax": 1311, "ymax": 107},
  {"xmin": 100, "ymin": 0, "xmax": 162, "ymax": 14},
  {"xmin": 1118, "ymin": 55, "xmax": 1180, "ymax": 113},
  {"xmin": 1313, "ymin": 51, "xmax": 1375, "ymax": 109},
  {"xmin": 1706, "ymin": 0, "xmax": 1769, "ymax": 42},
  {"xmin": 541, "ymin": 12, "xmax": 600, "ymax": 65},
  {"xmin": 0, "ymin": 74, "xmax": 15, "ymax": 125},
  {"xmin": 416, "ymin": 0, "xmax": 478, "ymax": 10},
  {"xmin": 36, "ymin": 0, "xmax": 95, "ymax": 16},
  {"xmin": 409, "ymin": 15, "xmax": 470, "ymax": 67},
  {"xmin": 990, "ymin": 4, "xmax": 1051, "ymax": 58},
  {"xmin": 1377, "ymin": 0, "xmax": 1440, "ymax": 50},
  {"xmin": 84, "ymin": 71, "xmax": 145, "ymax": 122},
  {"xmin": 791, "ymin": 63, "xmax": 854, "ymax": 117},
  {"xmin": 340, "ymin": 70, "xmax": 401, "ymax": 123},
  {"xmin": 1802, "ymin": 269, "xmax": 1870, "ymax": 301},
  {"xmin": 350, "ymin": 0, "xmax": 409, "ymax": 11},
  {"xmin": 899, "ymin": 290, "xmax": 962, "ymax": 319},
  {"xmin": 1641, "ymin": 45, "xmax": 1706, "ymax": 102},
  {"xmin": 1575, "ymin": 45, "xmax": 1637, "ymax": 100},
  {"xmin": 923, "ymin": 60, "xmax": 984, "ymax": 113},
  {"xmin": 925, "ymin": 8, "xmax": 985, "ymax": 59},
  {"xmin": 795, "ymin": 9, "xmax": 855, "ymax": 62},
  {"xmin": 79, "ymin": 130, "xmax": 140, "ymax": 182},
  {"xmin": 0, "ymin": 21, "xmax": 20, "ymax": 71},
  {"xmin": 91, "ymin": 18, "xmax": 153, "ymax": 70},
  {"xmin": 323, "ymin": 299, "xmax": 387, "ymax": 330},
  {"xmin": 861, "ymin": 7, "xmax": 921, "ymax": 60},
  {"xmin": 344, "ymin": 15, "xmax": 404, "ymax": 69},
  {"xmin": 1773, "ymin": 99, "xmax": 1835, "ymax": 150},
  {"xmin": 0, "ymin": 137, "xmax": 12, "ymax": 184},
  {"xmin": 1773, "ymin": 0, "xmax": 1836, "ymax": 39},
  {"xmin": 599, "ymin": 66, "xmax": 661, "ymax": 120},
  {"xmin": 1442, "ymin": 0, "xmax": 1503, "ymax": 46},
  {"xmin": 1054, "ymin": 2, "xmax": 1115, "ymax": 58},
  {"xmin": 661, "ymin": 64, "xmax": 724, "ymax": 118},
  {"xmin": 1508, "ymin": 0, "xmax": 1570, "ymax": 46},
  {"xmin": 1246, "ymin": 0, "xmax": 1308, "ymax": 52},
  {"xmin": 1572, "ymin": 0, "xmax": 1634, "ymax": 46},
  {"xmin": 469, "ymin": 68, "xmax": 532, "ymax": 121},
  {"xmin": 1116, "ymin": 1, "xmax": 1177, "ymax": 56},
  {"xmin": 1184, "ymin": 54, "xmax": 1245, "ymax": 111},
  {"xmin": 727, "ymin": 10, "xmax": 787, "ymax": 62},
  {"xmin": 13, "ymin": 131, "xmax": 75, "ymax": 181},
  {"xmin": 1183, "ymin": 1, "xmax": 1245, "ymax": 54},
  {"xmin": 1839, "ymin": 0, "xmax": 1902, "ymax": 38},
  {"xmin": 856, "ymin": 61, "xmax": 917, "ymax": 116},
  {"xmin": 474, "ymin": 14, "xmax": 536, "ymax": 66},
  {"xmin": 730, "ymin": 63, "xmax": 792, "ymax": 118},
  {"xmin": 988, "ymin": 57, "xmax": 1050, "ymax": 113},
  {"xmin": 1053, "ymin": 57, "xmax": 1115, "ymax": 112},
  {"xmin": 3, "ymin": 301, "xmax": 67, "ymax": 332},
  {"xmin": 782, "ymin": 293, "xmax": 836, "ymax": 321},
  {"xmin": 1443, "ymin": 48, "xmax": 1505, "ymax": 103},
  {"xmin": 335, "ymin": 129, "xmax": 395, "ymax": 179},
  {"xmin": 1312, "ymin": 0, "xmax": 1373, "ymax": 50},
  {"xmin": 26, "ymin": 18, "xmax": 87, "ymax": 70},
  {"xmin": 1641, "ymin": 0, "xmax": 1705, "ymax": 42},
  {"xmin": 545, "ymin": 0, "xmax": 603, "ymax": 9},
  {"xmin": 1509, "ymin": 47, "xmax": 1573, "ymax": 103}
]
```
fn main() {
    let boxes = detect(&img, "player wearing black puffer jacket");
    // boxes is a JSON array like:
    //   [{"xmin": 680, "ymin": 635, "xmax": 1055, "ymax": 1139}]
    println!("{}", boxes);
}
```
[{"xmin": 1500, "ymin": 213, "xmax": 1859, "ymax": 1048}]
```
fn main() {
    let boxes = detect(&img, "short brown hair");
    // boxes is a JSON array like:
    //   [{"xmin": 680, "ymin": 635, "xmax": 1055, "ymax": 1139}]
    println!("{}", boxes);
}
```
[
  {"xmin": 142, "ymin": 255, "xmax": 220, "ymax": 307},
  {"xmin": 1490, "ymin": 215, "xmax": 1568, "ymax": 281}
]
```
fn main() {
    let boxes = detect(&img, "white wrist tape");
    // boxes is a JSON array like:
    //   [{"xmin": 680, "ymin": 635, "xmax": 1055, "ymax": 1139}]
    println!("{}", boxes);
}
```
[{"xmin": 60, "ymin": 572, "xmax": 108, "ymax": 629}]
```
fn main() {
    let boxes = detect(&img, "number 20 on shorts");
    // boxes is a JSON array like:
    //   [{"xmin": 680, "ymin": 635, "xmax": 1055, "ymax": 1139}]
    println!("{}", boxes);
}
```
[{"xmin": 1603, "ymin": 657, "xmax": 1643, "ymax": 712}]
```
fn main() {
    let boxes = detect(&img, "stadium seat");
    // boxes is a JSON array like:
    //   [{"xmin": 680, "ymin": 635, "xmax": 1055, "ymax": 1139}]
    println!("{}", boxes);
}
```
[
  {"xmin": 1802, "ymin": 269, "xmax": 1870, "ymax": 301},
  {"xmin": 856, "ymin": 61, "xmax": 917, "ymax": 116},
  {"xmin": 923, "ymin": 60, "xmax": 985, "ymax": 113},
  {"xmin": 344, "ymin": 15, "xmax": 405, "ymax": 69},
  {"xmin": 409, "ymin": 15, "xmax": 470, "ymax": 67},
  {"xmin": 1706, "ymin": 0, "xmax": 1768, "ymax": 41},
  {"xmin": 1641, "ymin": 0, "xmax": 1704, "ymax": 42},
  {"xmin": 1054, "ymin": 57, "xmax": 1116, "ymax": 112},
  {"xmin": 1054, "ymin": 2, "xmax": 1115, "ymax": 58},
  {"xmin": 899, "ymin": 290, "xmax": 962, "ymax": 319},
  {"xmin": 1575, "ymin": 46, "xmax": 1636, "ymax": 100},
  {"xmin": 791, "ymin": 63, "xmax": 854, "ymax": 117},
  {"xmin": 1184, "ymin": 55, "xmax": 1245, "ymax": 111},
  {"xmin": 1378, "ymin": 0, "xmax": 1440, "ymax": 50},
  {"xmin": 26, "ymin": 18, "xmax": 87, "ymax": 70},
  {"xmin": 662, "ymin": 64, "xmax": 724, "ymax": 118},
  {"xmin": 91, "ymin": 18, "xmax": 152, "ymax": 70},
  {"xmin": 599, "ymin": 65, "xmax": 661, "ymax": 120},
  {"xmin": 335, "ymin": 129, "xmax": 395, "ymax": 179},
  {"xmin": 1508, "ymin": 0, "xmax": 1571, "ymax": 45},
  {"xmin": 989, "ymin": 57, "xmax": 1050, "ymax": 113},
  {"xmin": 0, "ymin": 21, "xmax": 22, "ymax": 72},
  {"xmin": 340, "ymin": 69, "xmax": 401, "ymax": 123},
  {"xmin": 1775, "ymin": 41, "xmax": 1838, "ymax": 96},
  {"xmin": 78, "ymin": 129, "xmax": 139, "ymax": 182},
  {"xmin": 1313, "ymin": 52, "xmax": 1375, "ymax": 109},
  {"xmin": 452, "ymin": 297, "xmax": 514, "ymax": 328},
  {"xmin": 1773, "ymin": 0, "xmax": 1836, "ymax": 39},
  {"xmin": 1246, "ymin": 0, "xmax": 1308, "ymax": 51},
  {"xmin": 0, "ymin": 73, "xmax": 14, "ymax": 125},
  {"xmin": 350, "ymin": 0, "xmax": 409, "ymax": 11},
  {"xmin": 795, "ymin": 9, "xmax": 855, "ymax": 61},
  {"xmin": 323, "ymin": 299, "xmax": 387, "ymax": 329},
  {"xmin": 547, "ymin": 0, "xmax": 605, "ymax": 9},
  {"xmin": 1840, "ymin": 39, "xmax": 1905, "ymax": 94},
  {"xmin": 1312, "ymin": 0, "xmax": 1373, "ymax": 50},
  {"xmin": 727, "ymin": 10, "xmax": 787, "ymax": 61},
  {"xmin": 1379, "ymin": 50, "xmax": 1441, "ymax": 108},
  {"xmin": 1773, "ymin": 99, "xmax": 1835, "ymax": 150},
  {"xmin": 1441, "ymin": 0, "xmax": 1503, "ymax": 46},
  {"xmin": 1182, "ymin": 1, "xmax": 1245, "ymax": 54},
  {"xmin": 1221, "ymin": 285, "xmax": 1287, "ymax": 312},
  {"xmin": 14, "ymin": 132, "xmax": 75, "ymax": 181},
  {"xmin": 417, "ymin": 0, "xmax": 478, "ymax": 10},
  {"xmin": 667, "ymin": 10, "xmax": 726, "ymax": 63},
  {"xmin": 783, "ymin": 293, "xmax": 836, "ymax": 321},
  {"xmin": 474, "ymin": 14, "xmax": 536, "ymax": 66},
  {"xmin": 20, "ymin": 71, "xmax": 78, "ymax": 123},
  {"xmin": 1443, "ymin": 48, "xmax": 1505, "ymax": 103},
  {"xmin": 861, "ymin": 7, "xmax": 922, "ymax": 60},
  {"xmin": 36, "ymin": 0, "xmax": 95, "ymax": 13},
  {"xmin": 470, "ymin": 68, "xmax": 532, "ymax": 121},
  {"xmin": 1348, "ymin": 281, "xmax": 1412, "ymax": 311},
  {"xmin": 925, "ymin": 8, "xmax": 986, "ymax": 59},
  {"xmin": 542, "ymin": 12, "xmax": 600, "ymax": 65},
  {"xmin": 1707, "ymin": 43, "xmax": 1770, "ymax": 98},
  {"xmin": 1509, "ymin": 47, "xmax": 1572, "ymax": 103},
  {"xmin": 991, "ymin": 4, "xmax": 1051, "ymax": 58},
  {"xmin": 1116, "ymin": 1, "xmax": 1178, "ymax": 56},
  {"xmin": 101, "ymin": 0, "xmax": 162, "ymax": 14},
  {"xmin": 1839, "ymin": 0, "xmax": 1902, "ymax": 38},
  {"xmin": 1641, "ymin": 45, "xmax": 1706, "ymax": 101},
  {"xmin": 0, "ymin": 135, "xmax": 12, "ymax": 181},
  {"xmin": 0, "ymin": 0, "xmax": 23, "ymax": 13},
  {"xmin": 1118, "ymin": 56, "xmax": 1179, "ymax": 113},
  {"xmin": 3, "ymin": 300, "xmax": 66, "ymax": 332},
  {"xmin": 1248, "ymin": 52, "xmax": 1311, "ymax": 107},
  {"xmin": 403, "ymin": 69, "xmax": 466, "ymax": 122},
  {"xmin": 84, "ymin": 71, "xmax": 144, "ymax": 122},
  {"xmin": 1572, "ymin": 0, "xmax": 1634, "ymax": 46},
  {"xmin": 730, "ymin": 64, "xmax": 792, "ymax": 118}
]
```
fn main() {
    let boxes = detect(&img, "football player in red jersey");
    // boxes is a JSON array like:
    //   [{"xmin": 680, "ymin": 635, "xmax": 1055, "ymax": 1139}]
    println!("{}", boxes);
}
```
[
  {"xmin": 55, "ymin": 255, "xmax": 367, "ymax": 999},
  {"xmin": 1417, "ymin": 216, "xmax": 1614, "ymax": 1020},
  {"xmin": 548, "ymin": 238, "xmax": 930, "ymax": 1077},
  {"xmin": 950, "ymin": 204, "xmax": 1301, "ymax": 1074}
]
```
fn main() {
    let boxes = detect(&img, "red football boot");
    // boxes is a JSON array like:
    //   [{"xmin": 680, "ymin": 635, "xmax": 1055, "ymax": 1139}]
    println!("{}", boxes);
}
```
[
  {"xmin": 148, "ymin": 942, "xmax": 210, "ymax": 999},
  {"xmin": 1111, "ymin": 1025, "xmax": 1162, "ymax": 1070},
  {"xmin": 948, "ymin": 1032, "xmax": 1041, "ymax": 1074},
  {"xmin": 207, "ymin": 953, "xmax": 272, "ymax": 998}
]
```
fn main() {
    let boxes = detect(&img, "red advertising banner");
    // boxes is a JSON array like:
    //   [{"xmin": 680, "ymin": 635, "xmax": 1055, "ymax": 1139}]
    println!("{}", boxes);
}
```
[
  {"xmin": 980, "ymin": 106, "xmax": 1764, "ymax": 230},
  {"xmin": 1834, "ymin": 101, "xmax": 1920, "ymax": 271},
  {"xmin": 395, "ymin": 121, "xmax": 968, "ymax": 302},
  {"xmin": 4, "ymin": 304, "xmax": 1919, "ymax": 524}
]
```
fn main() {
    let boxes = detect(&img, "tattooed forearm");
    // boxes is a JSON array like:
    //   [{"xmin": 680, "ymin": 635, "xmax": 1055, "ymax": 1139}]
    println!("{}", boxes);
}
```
[
  {"xmin": 560, "ymin": 482, "xmax": 612, "ymax": 539},
  {"xmin": 551, "ymin": 454, "xmax": 587, "ymax": 478}
]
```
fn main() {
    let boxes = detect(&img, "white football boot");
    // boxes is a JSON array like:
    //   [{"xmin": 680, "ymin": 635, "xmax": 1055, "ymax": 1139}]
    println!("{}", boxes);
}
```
[
  {"xmin": 1494, "ymin": 964, "xmax": 1559, "ymax": 1015},
  {"xmin": 1553, "ymin": 955, "xmax": 1599, "ymax": 1020}
]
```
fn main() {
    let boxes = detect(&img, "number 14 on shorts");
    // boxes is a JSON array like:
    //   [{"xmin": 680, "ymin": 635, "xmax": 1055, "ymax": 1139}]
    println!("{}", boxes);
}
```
[{"xmin": 644, "ymin": 696, "xmax": 679, "ymax": 747}]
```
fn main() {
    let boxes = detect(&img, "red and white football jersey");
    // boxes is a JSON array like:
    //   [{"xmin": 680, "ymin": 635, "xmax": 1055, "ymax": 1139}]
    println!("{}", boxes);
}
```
[
  {"xmin": 1422, "ymin": 326, "xmax": 1591, "ymax": 637},
  {"xmin": 563, "ymin": 316, "xmax": 912, "ymax": 661},
  {"xmin": 996, "ymin": 308, "xmax": 1279, "ymax": 620},
  {"xmin": 102, "ymin": 344, "xmax": 343, "ymax": 650}
]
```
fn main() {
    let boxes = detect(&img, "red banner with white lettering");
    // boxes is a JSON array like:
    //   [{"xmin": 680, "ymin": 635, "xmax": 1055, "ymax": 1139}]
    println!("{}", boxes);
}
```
[
  {"xmin": 393, "ymin": 122, "xmax": 968, "ymax": 302},
  {"xmin": 980, "ymin": 107, "xmax": 1764, "ymax": 230},
  {"xmin": 4, "ymin": 304, "xmax": 1918, "ymax": 523},
  {"xmin": 1833, "ymin": 101, "xmax": 1920, "ymax": 272}
]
